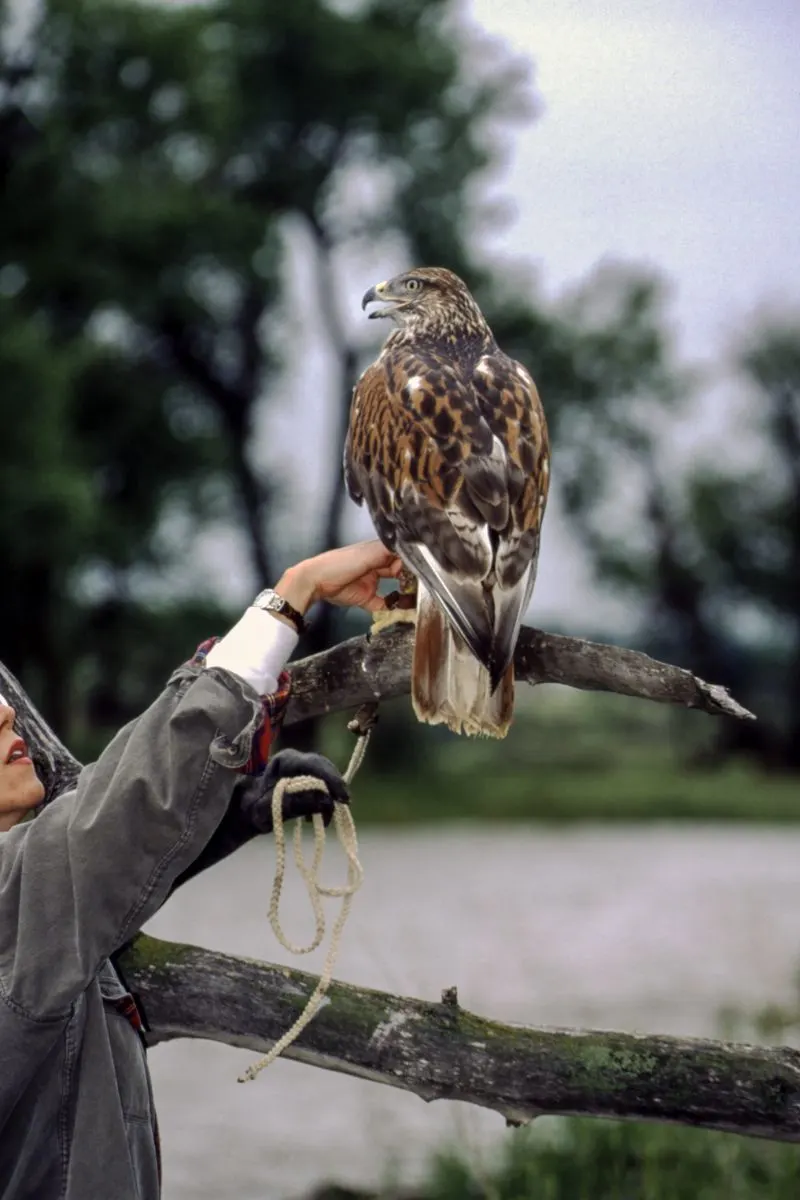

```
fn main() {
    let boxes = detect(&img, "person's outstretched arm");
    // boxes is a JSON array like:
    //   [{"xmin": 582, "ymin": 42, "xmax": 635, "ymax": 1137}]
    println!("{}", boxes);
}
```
[{"xmin": 0, "ymin": 541, "xmax": 401, "ymax": 1022}]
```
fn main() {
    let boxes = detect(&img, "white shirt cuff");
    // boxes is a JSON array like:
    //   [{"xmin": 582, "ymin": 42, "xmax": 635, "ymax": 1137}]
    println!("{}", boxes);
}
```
[{"xmin": 205, "ymin": 606, "xmax": 299, "ymax": 696}]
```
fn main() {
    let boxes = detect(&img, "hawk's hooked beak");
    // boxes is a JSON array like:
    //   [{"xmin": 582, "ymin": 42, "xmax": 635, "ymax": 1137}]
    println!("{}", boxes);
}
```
[{"xmin": 361, "ymin": 280, "xmax": 395, "ymax": 320}]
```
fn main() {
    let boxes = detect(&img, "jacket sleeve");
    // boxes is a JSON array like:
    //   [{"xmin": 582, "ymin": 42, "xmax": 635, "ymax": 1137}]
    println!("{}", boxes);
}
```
[
  {"xmin": 168, "ymin": 778, "xmax": 263, "ymax": 893},
  {"xmin": 0, "ymin": 663, "xmax": 271, "ymax": 1021}
]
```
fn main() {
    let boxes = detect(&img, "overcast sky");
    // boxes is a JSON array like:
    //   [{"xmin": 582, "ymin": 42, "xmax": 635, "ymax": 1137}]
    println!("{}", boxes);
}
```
[{"xmin": 471, "ymin": 0, "xmax": 800, "ymax": 367}]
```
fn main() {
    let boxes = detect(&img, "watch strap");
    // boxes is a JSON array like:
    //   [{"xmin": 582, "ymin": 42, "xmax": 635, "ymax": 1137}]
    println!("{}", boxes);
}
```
[{"xmin": 252, "ymin": 587, "xmax": 306, "ymax": 636}]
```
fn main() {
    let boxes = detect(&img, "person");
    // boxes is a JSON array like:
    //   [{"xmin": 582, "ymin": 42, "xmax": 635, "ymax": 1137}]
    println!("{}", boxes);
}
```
[{"xmin": 0, "ymin": 540, "xmax": 402, "ymax": 1200}]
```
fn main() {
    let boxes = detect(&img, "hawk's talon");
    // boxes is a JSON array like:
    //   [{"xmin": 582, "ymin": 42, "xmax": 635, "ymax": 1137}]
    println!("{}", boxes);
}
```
[
  {"xmin": 384, "ymin": 590, "xmax": 416, "ymax": 611},
  {"xmin": 370, "ymin": 606, "xmax": 418, "ymax": 635},
  {"xmin": 398, "ymin": 566, "xmax": 417, "ymax": 596}
]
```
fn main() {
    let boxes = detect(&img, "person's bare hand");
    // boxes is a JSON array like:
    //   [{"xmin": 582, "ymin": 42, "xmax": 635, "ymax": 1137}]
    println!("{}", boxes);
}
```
[{"xmin": 276, "ymin": 541, "xmax": 403, "ymax": 616}]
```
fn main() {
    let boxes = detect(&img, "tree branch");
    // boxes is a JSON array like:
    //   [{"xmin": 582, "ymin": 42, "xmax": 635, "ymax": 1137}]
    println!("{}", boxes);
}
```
[
  {"xmin": 283, "ymin": 623, "xmax": 756, "ymax": 727},
  {"xmin": 0, "ymin": 623, "xmax": 753, "ymax": 806},
  {"xmin": 118, "ymin": 933, "xmax": 800, "ymax": 1143}
]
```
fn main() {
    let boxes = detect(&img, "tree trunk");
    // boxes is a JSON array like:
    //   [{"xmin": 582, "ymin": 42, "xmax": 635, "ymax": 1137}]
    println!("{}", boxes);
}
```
[
  {"xmin": 290, "ymin": 218, "xmax": 362, "ymax": 752},
  {"xmin": 772, "ymin": 384, "xmax": 800, "ymax": 766}
]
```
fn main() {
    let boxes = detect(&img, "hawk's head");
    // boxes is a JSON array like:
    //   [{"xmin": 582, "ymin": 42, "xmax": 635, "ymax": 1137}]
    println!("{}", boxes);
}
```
[{"xmin": 362, "ymin": 267, "xmax": 489, "ymax": 338}]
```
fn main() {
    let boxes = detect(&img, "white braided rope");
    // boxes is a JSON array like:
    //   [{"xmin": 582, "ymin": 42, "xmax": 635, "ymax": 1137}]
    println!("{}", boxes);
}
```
[{"xmin": 237, "ymin": 731, "xmax": 369, "ymax": 1083}]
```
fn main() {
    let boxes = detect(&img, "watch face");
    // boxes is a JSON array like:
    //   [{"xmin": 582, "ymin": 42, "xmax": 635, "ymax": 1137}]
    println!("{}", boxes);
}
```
[
  {"xmin": 256, "ymin": 590, "xmax": 281, "ymax": 612},
  {"xmin": 254, "ymin": 589, "xmax": 303, "ymax": 630}
]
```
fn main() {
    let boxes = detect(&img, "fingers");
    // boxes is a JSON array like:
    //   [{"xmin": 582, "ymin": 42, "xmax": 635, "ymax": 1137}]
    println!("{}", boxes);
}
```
[
  {"xmin": 305, "ymin": 756, "xmax": 350, "ymax": 804},
  {"xmin": 350, "ymin": 539, "xmax": 398, "ymax": 567},
  {"xmin": 285, "ymin": 789, "xmax": 344, "ymax": 827},
  {"xmin": 272, "ymin": 751, "xmax": 350, "ymax": 804},
  {"xmin": 280, "ymin": 542, "xmax": 400, "ymax": 612},
  {"xmin": 322, "ymin": 773, "xmax": 350, "ymax": 805},
  {"xmin": 335, "ymin": 541, "xmax": 402, "ymax": 578},
  {"xmin": 286, "ymin": 792, "xmax": 333, "ymax": 825},
  {"xmin": 360, "ymin": 594, "xmax": 388, "ymax": 613},
  {"xmin": 263, "ymin": 748, "xmax": 303, "ymax": 780}
]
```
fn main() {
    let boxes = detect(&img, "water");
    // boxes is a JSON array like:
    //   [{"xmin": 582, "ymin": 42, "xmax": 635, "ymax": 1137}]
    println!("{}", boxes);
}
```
[{"xmin": 143, "ymin": 825, "xmax": 800, "ymax": 1199}]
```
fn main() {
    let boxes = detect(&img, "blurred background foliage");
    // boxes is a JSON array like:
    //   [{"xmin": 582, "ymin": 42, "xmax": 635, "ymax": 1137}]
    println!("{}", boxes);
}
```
[
  {"xmin": 1, "ymin": 0, "xmax": 800, "ymax": 814},
  {"xmin": 311, "ymin": 1118, "xmax": 800, "ymax": 1200}
]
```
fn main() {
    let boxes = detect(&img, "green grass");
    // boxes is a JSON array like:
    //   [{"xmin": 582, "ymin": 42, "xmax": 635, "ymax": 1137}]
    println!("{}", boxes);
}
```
[
  {"xmin": 312, "ymin": 688, "xmax": 800, "ymax": 825},
  {"xmin": 348, "ymin": 758, "xmax": 800, "ymax": 824},
  {"xmin": 419, "ymin": 1119, "xmax": 800, "ymax": 1200},
  {"xmin": 314, "ymin": 1120, "xmax": 800, "ymax": 1200}
]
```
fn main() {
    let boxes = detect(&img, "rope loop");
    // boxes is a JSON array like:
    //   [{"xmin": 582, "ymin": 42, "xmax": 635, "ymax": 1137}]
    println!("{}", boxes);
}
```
[{"xmin": 238, "ymin": 704, "xmax": 377, "ymax": 1083}]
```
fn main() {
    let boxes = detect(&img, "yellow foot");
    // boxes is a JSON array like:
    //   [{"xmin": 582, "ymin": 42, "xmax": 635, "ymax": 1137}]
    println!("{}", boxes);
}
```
[
  {"xmin": 370, "ymin": 606, "xmax": 418, "ymax": 635},
  {"xmin": 398, "ymin": 566, "xmax": 417, "ymax": 596}
]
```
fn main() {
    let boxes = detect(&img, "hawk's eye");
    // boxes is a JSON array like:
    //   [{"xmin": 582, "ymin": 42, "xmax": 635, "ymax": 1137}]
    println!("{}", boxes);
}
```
[{"xmin": 404, "ymin": 279, "xmax": 422, "ymax": 292}]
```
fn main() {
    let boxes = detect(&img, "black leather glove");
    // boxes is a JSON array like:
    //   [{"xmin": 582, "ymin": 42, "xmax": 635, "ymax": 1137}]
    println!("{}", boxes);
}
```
[
  {"xmin": 242, "ymin": 749, "xmax": 350, "ymax": 833},
  {"xmin": 168, "ymin": 749, "xmax": 350, "ymax": 895}
]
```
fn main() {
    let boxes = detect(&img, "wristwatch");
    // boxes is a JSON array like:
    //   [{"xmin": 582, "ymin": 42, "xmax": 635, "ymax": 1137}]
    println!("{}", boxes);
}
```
[{"xmin": 252, "ymin": 588, "xmax": 306, "ymax": 636}]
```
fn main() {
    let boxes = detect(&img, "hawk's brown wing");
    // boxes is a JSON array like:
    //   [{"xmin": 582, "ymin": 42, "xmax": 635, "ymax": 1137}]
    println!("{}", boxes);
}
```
[
  {"xmin": 345, "ymin": 345, "xmax": 549, "ymax": 680},
  {"xmin": 469, "ymin": 349, "xmax": 550, "ymax": 590}
]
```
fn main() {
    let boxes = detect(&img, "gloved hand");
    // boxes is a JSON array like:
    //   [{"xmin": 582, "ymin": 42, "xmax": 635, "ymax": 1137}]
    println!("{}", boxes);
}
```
[
  {"xmin": 241, "ymin": 748, "xmax": 350, "ymax": 834},
  {"xmin": 167, "ymin": 749, "xmax": 351, "ymax": 896}
]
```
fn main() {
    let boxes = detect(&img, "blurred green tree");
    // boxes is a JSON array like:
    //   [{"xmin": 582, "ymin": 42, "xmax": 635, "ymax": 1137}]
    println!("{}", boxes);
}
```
[
  {"xmin": 683, "ymin": 319, "xmax": 800, "ymax": 767},
  {"xmin": 539, "ymin": 264, "xmax": 800, "ymax": 771},
  {"xmin": 0, "ymin": 0, "xmax": 537, "ymax": 751}
]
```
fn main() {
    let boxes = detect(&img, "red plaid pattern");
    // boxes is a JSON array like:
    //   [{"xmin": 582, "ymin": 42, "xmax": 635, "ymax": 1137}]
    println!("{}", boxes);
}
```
[
  {"xmin": 186, "ymin": 637, "xmax": 291, "ymax": 776},
  {"xmin": 112, "ymin": 993, "xmax": 143, "ymax": 1033},
  {"xmin": 112, "ymin": 993, "xmax": 162, "ymax": 1184}
]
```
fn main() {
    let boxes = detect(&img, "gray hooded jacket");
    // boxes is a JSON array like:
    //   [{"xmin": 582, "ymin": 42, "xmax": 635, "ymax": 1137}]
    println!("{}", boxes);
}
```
[{"xmin": 0, "ymin": 661, "xmax": 267, "ymax": 1199}]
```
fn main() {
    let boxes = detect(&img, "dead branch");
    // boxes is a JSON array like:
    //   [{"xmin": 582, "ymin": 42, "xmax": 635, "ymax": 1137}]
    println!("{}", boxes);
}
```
[
  {"xmin": 284, "ymin": 623, "xmax": 755, "ymax": 726},
  {"xmin": 118, "ymin": 933, "xmax": 800, "ymax": 1143}
]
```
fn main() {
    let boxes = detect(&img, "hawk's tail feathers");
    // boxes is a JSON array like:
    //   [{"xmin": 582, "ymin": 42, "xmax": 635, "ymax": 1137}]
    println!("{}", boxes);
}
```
[{"xmin": 411, "ymin": 585, "xmax": 514, "ymax": 739}]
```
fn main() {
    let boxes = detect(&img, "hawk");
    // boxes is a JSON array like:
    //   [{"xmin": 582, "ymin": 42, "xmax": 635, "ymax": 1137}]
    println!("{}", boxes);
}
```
[{"xmin": 344, "ymin": 267, "xmax": 549, "ymax": 738}]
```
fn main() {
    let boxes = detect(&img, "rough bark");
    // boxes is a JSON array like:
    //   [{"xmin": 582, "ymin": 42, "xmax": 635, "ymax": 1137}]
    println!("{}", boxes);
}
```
[
  {"xmin": 118, "ymin": 933, "xmax": 800, "ymax": 1143},
  {"xmin": 283, "ymin": 623, "xmax": 755, "ymax": 726}
]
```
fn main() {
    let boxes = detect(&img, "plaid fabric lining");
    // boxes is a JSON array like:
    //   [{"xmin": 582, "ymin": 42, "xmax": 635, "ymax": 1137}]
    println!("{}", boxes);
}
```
[
  {"xmin": 112, "ymin": 993, "xmax": 162, "ymax": 1186},
  {"xmin": 185, "ymin": 637, "xmax": 291, "ymax": 776},
  {"xmin": 112, "ymin": 992, "xmax": 143, "ymax": 1033}
]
